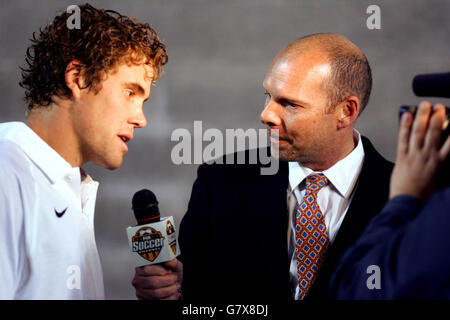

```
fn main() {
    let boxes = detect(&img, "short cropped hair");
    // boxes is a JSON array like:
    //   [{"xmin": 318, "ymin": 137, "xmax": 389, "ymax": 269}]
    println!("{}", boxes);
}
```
[
  {"xmin": 293, "ymin": 33, "xmax": 372, "ymax": 115},
  {"xmin": 20, "ymin": 3, "xmax": 168, "ymax": 111},
  {"xmin": 327, "ymin": 47, "xmax": 372, "ymax": 114}
]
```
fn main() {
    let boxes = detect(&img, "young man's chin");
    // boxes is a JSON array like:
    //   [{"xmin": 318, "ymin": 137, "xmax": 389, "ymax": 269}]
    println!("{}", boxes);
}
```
[{"xmin": 96, "ymin": 157, "xmax": 124, "ymax": 170}]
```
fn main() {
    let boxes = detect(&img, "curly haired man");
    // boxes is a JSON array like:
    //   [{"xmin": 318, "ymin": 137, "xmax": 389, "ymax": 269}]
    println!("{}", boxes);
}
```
[{"xmin": 0, "ymin": 3, "xmax": 167, "ymax": 299}]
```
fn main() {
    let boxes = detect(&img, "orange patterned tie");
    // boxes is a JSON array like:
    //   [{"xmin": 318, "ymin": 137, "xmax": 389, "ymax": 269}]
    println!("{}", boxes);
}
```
[{"xmin": 295, "ymin": 173, "xmax": 329, "ymax": 299}]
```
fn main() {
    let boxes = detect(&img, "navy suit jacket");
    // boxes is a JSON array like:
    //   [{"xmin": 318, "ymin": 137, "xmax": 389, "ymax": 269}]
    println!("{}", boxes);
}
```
[
  {"xmin": 329, "ymin": 188, "xmax": 450, "ymax": 299},
  {"xmin": 179, "ymin": 136, "xmax": 393, "ymax": 301}
]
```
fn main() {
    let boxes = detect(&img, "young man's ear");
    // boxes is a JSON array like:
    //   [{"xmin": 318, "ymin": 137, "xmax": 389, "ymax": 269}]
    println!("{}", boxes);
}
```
[
  {"xmin": 64, "ymin": 60, "xmax": 84, "ymax": 99},
  {"xmin": 336, "ymin": 96, "xmax": 360, "ymax": 129}
]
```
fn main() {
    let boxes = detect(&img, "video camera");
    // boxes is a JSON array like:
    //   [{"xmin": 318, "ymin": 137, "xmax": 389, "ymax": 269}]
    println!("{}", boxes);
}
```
[{"xmin": 399, "ymin": 72, "xmax": 450, "ymax": 187}]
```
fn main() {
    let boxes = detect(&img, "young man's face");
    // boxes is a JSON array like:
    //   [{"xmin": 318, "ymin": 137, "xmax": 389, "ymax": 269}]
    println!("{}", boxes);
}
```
[{"xmin": 71, "ymin": 62, "xmax": 152, "ymax": 169}]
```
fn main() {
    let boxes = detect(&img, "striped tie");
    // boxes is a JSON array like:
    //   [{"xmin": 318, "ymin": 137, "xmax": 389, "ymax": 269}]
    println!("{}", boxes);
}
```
[{"xmin": 295, "ymin": 173, "xmax": 329, "ymax": 299}]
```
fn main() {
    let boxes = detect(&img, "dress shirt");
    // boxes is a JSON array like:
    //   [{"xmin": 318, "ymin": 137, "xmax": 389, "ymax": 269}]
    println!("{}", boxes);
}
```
[{"xmin": 287, "ymin": 130, "xmax": 365, "ymax": 299}]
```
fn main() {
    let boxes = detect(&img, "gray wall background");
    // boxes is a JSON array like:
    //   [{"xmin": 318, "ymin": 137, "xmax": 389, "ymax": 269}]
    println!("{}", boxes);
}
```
[{"xmin": 1, "ymin": 0, "xmax": 449, "ymax": 299}]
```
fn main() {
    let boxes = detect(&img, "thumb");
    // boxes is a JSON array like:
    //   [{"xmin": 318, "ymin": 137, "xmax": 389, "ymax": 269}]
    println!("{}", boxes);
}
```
[{"xmin": 164, "ymin": 258, "xmax": 182, "ymax": 272}]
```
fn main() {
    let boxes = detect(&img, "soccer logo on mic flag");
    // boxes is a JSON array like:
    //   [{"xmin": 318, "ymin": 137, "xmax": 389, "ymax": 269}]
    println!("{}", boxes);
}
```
[
  {"xmin": 127, "ymin": 216, "xmax": 180, "ymax": 267},
  {"xmin": 131, "ymin": 226, "xmax": 165, "ymax": 262}
]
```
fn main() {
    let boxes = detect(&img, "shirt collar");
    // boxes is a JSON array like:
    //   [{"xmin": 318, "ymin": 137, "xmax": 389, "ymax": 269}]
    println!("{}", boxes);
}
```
[
  {"xmin": 288, "ymin": 130, "xmax": 365, "ymax": 199},
  {"xmin": 1, "ymin": 122, "xmax": 80, "ymax": 184}
]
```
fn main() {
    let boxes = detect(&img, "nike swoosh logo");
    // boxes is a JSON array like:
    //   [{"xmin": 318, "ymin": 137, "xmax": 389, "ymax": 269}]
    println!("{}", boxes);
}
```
[{"xmin": 55, "ymin": 208, "xmax": 68, "ymax": 218}]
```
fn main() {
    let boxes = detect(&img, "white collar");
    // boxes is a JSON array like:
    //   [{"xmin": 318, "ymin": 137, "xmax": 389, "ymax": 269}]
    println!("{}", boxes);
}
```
[
  {"xmin": 0, "ymin": 121, "xmax": 82, "ymax": 184},
  {"xmin": 288, "ymin": 130, "xmax": 365, "ymax": 199}
]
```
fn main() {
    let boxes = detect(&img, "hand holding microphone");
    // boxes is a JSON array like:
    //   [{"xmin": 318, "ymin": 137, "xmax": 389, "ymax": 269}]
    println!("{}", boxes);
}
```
[
  {"xmin": 128, "ymin": 189, "xmax": 183, "ymax": 300},
  {"xmin": 133, "ymin": 258, "xmax": 183, "ymax": 300}
]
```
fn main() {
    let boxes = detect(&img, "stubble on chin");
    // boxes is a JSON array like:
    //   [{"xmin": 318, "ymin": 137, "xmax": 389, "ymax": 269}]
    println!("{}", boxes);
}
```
[{"xmin": 272, "ymin": 144, "xmax": 301, "ymax": 163}]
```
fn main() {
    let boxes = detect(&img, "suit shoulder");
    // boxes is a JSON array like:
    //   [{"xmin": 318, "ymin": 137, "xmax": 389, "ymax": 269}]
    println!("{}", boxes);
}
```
[
  {"xmin": 198, "ymin": 147, "xmax": 271, "ymax": 174},
  {"xmin": 361, "ymin": 136, "xmax": 394, "ymax": 171}
]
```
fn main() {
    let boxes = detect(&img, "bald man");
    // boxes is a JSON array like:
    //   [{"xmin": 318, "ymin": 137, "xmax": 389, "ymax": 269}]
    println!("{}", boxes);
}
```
[{"xmin": 132, "ymin": 33, "xmax": 393, "ymax": 301}]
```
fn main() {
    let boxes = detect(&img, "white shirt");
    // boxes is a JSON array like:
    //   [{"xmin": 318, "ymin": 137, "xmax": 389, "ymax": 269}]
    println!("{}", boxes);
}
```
[
  {"xmin": 0, "ymin": 122, "xmax": 105, "ymax": 299},
  {"xmin": 287, "ymin": 130, "xmax": 365, "ymax": 299}
]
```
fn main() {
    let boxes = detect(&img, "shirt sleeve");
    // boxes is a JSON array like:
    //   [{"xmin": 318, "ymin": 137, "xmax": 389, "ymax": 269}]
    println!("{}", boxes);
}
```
[
  {"xmin": 0, "ymin": 167, "xmax": 27, "ymax": 299},
  {"xmin": 329, "ymin": 189, "xmax": 450, "ymax": 299},
  {"xmin": 328, "ymin": 195, "xmax": 423, "ymax": 299}
]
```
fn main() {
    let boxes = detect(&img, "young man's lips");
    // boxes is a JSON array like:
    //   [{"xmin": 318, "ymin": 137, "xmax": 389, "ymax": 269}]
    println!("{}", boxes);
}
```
[
  {"xmin": 118, "ymin": 134, "xmax": 132, "ymax": 143},
  {"xmin": 118, "ymin": 135, "xmax": 131, "ymax": 151}
]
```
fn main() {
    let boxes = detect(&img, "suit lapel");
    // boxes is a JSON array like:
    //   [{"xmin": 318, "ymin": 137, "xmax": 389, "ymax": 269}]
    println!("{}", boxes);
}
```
[
  {"xmin": 330, "ymin": 136, "xmax": 391, "ymax": 255},
  {"xmin": 249, "ymin": 160, "xmax": 291, "ymax": 295}
]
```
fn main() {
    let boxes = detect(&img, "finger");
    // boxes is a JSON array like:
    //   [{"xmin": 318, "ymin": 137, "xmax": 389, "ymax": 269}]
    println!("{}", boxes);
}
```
[
  {"xmin": 135, "ymin": 282, "xmax": 180, "ymax": 300},
  {"xmin": 163, "ymin": 258, "xmax": 179, "ymax": 270},
  {"xmin": 439, "ymin": 130, "xmax": 450, "ymax": 163},
  {"xmin": 424, "ymin": 105, "xmax": 446, "ymax": 153},
  {"xmin": 164, "ymin": 258, "xmax": 183, "ymax": 272},
  {"xmin": 135, "ymin": 264, "xmax": 173, "ymax": 277},
  {"xmin": 397, "ymin": 111, "xmax": 413, "ymax": 157},
  {"xmin": 148, "ymin": 283, "xmax": 180, "ymax": 300},
  {"xmin": 161, "ymin": 292, "xmax": 182, "ymax": 300},
  {"xmin": 134, "ymin": 273, "xmax": 179, "ymax": 290},
  {"xmin": 410, "ymin": 101, "xmax": 432, "ymax": 151}
]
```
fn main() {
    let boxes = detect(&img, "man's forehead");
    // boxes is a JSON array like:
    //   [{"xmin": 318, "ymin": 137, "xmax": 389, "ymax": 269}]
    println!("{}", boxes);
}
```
[
  {"xmin": 265, "ymin": 55, "xmax": 331, "ymax": 88},
  {"xmin": 108, "ymin": 63, "xmax": 152, "ymax": 97},
  {"xmin": 141, "ymin": 63, "xmax": 155, "ymax": 81},
  {"xmin": 109, "ymin": 61, "xmax": 154, "ymax": 81}
]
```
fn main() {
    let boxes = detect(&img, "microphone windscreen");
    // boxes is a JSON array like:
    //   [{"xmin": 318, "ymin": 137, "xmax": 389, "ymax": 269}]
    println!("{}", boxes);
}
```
[
  {"xmin": 413, "ymin": 72, "xmax": 450, "ymax": 98},
  {"xmin": 132, "ymin": 189, "xmax": 157, "ymax": 209},
  {"xmin": 132, "ymin": 189, "xmax": 160, "ymax": 225}
]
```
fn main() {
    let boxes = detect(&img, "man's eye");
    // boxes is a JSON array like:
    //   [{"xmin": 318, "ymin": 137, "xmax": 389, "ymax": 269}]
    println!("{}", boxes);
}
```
[
  {"xmin": 264, "ymin": 92, "xmax": 272, "ymax": 104},
  {"xmin": 125, "ymin": 90, "xmax": 134, "ymax": 97},
  {"xmin": 285, "ymin": 103, "xmax": 300, "ymax": 109},
  {"xmin": 281, "ymin": 99, "xmax": 301, "ymax": 109}
]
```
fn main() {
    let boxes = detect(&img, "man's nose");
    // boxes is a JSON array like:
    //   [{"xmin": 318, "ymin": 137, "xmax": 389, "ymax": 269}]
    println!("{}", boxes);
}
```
[
  {"xmin": 129, "ymin": 105, "xmax": 147, "ymax": 128},
  {"xmin": 260, "ymin": 100, "xmax": 282, "ymax": 128}
]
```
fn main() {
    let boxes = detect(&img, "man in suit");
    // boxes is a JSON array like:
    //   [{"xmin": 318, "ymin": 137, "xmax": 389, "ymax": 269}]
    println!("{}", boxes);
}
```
[
  {"xmin": 131, "ymin": 33, "xmax": 393, "ymax": 301},
  {"xmin": 329, "ymin": 101, "xmax": 450, "ymax": 299}
]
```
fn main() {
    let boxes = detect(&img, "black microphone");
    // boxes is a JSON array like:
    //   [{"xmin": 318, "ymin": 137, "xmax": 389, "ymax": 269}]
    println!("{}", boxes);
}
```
[
  {"xmin": 413, "ymin": 72, "xmax": 450, "ymax": 98},
  {"xmin": 132, "ymin": 189, "xmax": 160, "ymax": 225},
  {"xmin": 127, "ymin": 189, "xmax": 180, "ymax": 266}
]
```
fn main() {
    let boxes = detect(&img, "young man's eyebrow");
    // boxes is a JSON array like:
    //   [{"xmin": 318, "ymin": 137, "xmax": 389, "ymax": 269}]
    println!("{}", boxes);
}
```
[{"xmin": 124, "ymin": 82, "xmax": 146, "ymax": 95}]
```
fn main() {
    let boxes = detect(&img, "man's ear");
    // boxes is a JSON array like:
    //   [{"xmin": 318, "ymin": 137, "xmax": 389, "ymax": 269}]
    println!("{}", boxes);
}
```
[
  {"xmin": 336, "ymin": 96, "xmax": 360, "ymax": 129},
  {"xmin": 64, "ymin": 60, "xmax": 84, "ymax": 99}
]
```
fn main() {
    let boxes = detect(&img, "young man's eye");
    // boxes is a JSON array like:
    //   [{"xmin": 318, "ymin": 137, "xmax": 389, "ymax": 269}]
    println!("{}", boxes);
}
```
[{"xmin": 125, "ymin": 90, "xmax": 134, "ymax": 97}]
